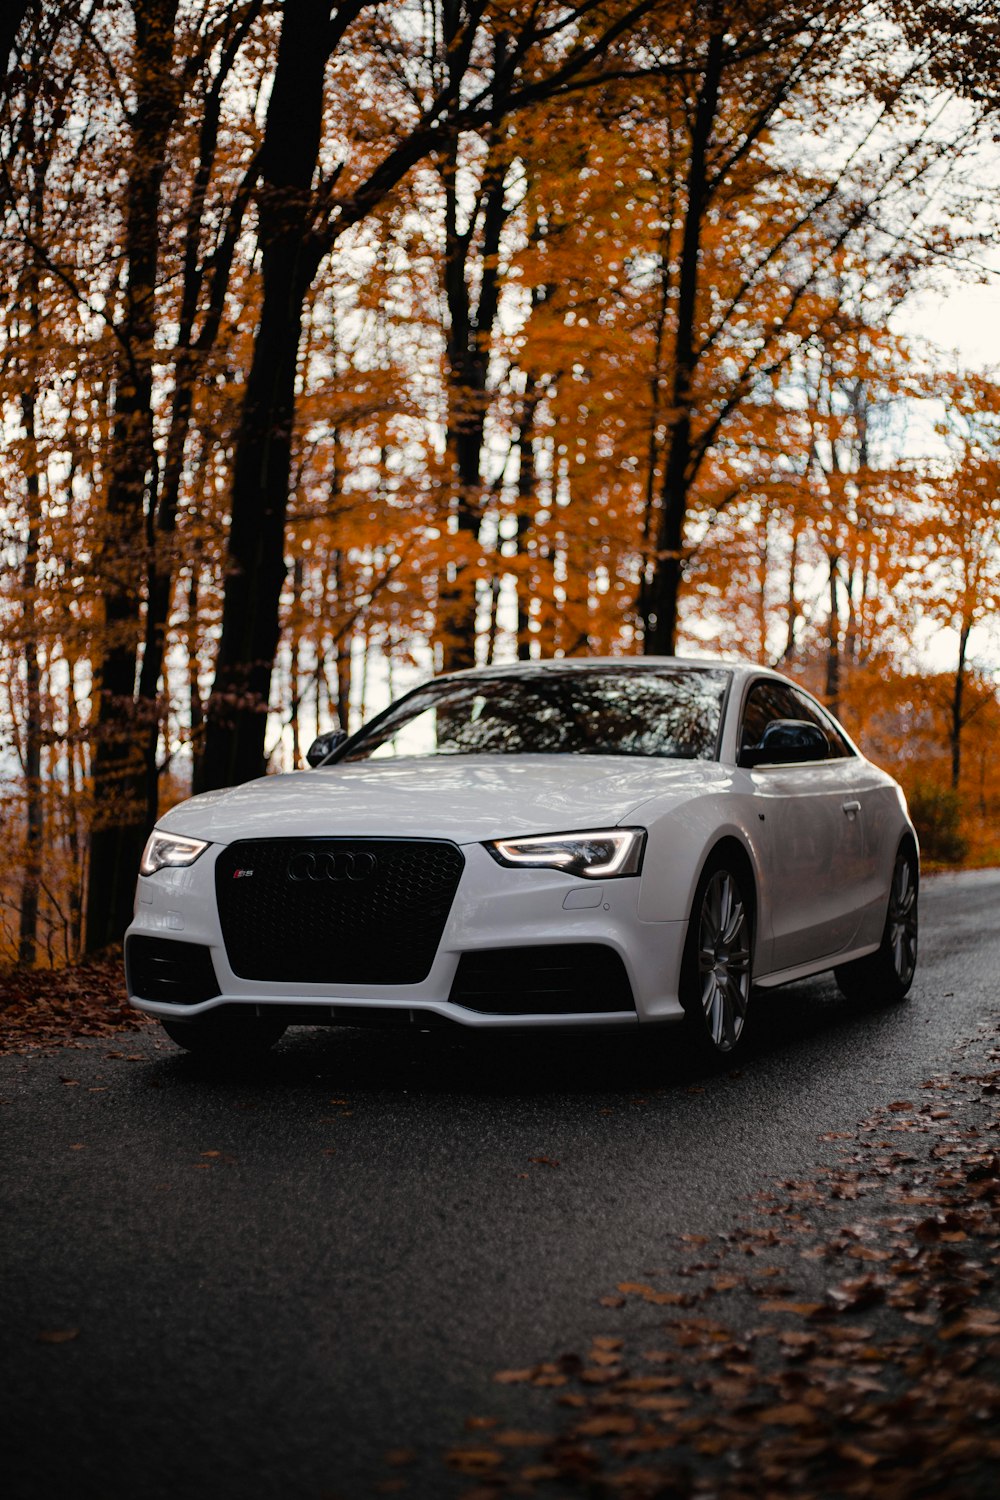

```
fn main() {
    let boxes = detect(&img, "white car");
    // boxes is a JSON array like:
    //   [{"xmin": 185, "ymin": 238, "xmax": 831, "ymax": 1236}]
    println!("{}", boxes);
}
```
[{"xmin": 125, "ymin": 658, "xmax": 918, "ymax": 1058}]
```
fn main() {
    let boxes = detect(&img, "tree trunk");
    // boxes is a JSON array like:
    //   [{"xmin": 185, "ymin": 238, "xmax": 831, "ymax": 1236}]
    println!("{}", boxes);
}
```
[
  {"xmin": 437, "ymin": 109, "xmax": 512, "ymax": 672},
  {"xmin": 331, "ymin": 549, "xmax": 353, "ymax": 728},
  {"xmin": 638, "ymin": 218, "xmax": 672, "ymax": 642},
  {"xmin": 951, "ymin": 619, "xmax": 972, "ymax": 791},
  {"xmin": 644, "ymin": 29, "xmax": 724, "ymax": 655},
  {"xmin": 18, "ymin": 380, "xmax": 42, "ymax": 967},
  {"xmin": 1, "ymin": 0, "xmax": 34, "ymax": 80},
  {"xmin": 85, "ymin": 0, "xmax": 179, "ymax": 951},
  {"xmin": 513, "ymin": 390, "xmax": 538, "ymax": 661},
  {"xmin": 198, "ymin": 0, "xmax": 333, "ymax": 792},
  {"xmin": 825, "ymin": 551, "xmax": 841, "ymax": 717},
  {"xmin": 781, "ymin": 515, "xmax": 801, "ymax": 662},
  {"xmin": 186, "ymin": 562, "xmax": 205, "ymax": 783}
]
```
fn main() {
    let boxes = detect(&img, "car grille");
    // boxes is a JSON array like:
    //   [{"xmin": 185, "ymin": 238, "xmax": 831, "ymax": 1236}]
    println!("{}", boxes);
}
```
[
  {"xmin": 214, "ymin": 838, "xmax": 465, "ymax": 985},
  {"xmin": 125, "ymin": 936, "xmax": 221, "ymax": 1005},
  {"xmin": 450, "ymin": 945, "xmax": 635, "ymax": 1015}
]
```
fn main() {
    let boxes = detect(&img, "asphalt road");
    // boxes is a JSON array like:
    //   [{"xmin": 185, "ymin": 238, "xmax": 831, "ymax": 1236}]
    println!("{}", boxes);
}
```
[{"xmin": 2, "ymin": 868, "xmax": 998, "ymax": 1500}]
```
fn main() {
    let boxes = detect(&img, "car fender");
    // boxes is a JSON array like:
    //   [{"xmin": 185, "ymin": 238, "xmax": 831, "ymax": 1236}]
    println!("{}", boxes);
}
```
[{"xmin": 634, "ymin": 791, "xmax": 766, "ymax": 933}]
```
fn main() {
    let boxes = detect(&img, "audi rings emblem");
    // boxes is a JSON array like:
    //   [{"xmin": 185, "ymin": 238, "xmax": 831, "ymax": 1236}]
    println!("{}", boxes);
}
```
[{"xmin": 287, "ymin": 850, "xmax": 378, "ymax": 883}]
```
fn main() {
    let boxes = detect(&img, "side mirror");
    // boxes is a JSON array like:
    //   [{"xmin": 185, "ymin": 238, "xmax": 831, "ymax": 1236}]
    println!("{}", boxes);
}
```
[
  {"xmin": 306, "ymin": 729, "xmax": 348, "ymax": 768},
  {"xmin": 740, "ymin": 719, "xmax": 828, "ymax": 768}
]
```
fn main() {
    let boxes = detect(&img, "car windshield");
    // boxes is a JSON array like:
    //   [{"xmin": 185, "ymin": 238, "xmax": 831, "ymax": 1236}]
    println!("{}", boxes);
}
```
[{"xmin": 339, "ymin": 667, "xmax": 730, "ymax": 762}]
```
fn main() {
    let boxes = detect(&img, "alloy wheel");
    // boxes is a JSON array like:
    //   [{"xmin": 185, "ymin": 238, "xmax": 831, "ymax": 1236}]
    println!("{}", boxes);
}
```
[
  {"xmin": 697, "ymin": 869, "xmax": 751, "ymax": 1052},
  {"xmin": 888, "ymin": 852, "xmax": 918, "ymax": 986}
]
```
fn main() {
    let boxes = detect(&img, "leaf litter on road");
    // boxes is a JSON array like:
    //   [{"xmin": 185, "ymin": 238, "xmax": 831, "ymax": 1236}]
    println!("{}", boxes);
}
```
[{"xmin": 402, "ymin": 1021, "xmax": 1000, "ymax": 1499}]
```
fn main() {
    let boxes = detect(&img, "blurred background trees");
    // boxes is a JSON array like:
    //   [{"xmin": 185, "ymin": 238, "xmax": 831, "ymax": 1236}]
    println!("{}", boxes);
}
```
[{"xmin": 1, "ymin": 0, "xmax": 998, "ymax": 963}]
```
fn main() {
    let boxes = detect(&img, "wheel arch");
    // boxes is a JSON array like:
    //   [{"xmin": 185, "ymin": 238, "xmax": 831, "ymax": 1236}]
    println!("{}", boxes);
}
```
[
  {"xmin": 699, "ymin": 835, "xmax": 759, "ymax": 929},
  {"xmin": 678, "ymin": 836, "xmax": 757, "ymax": 1050},
  {"xmin": 898, "ymin": 828, "xmax": 919, "ymax": 882}
]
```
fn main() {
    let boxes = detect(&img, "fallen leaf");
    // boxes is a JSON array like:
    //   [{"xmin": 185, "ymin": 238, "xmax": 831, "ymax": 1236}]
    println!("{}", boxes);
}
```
[
  {"xmin": 839, "ymin": 1443, "xmax": 879, "ymax": 1468},
  {"xmin": 574, "ymin": 1414, "xmax": 637, "ymax": 1437},
  {"xmin": 443, "ymin": 1447, "xmax": 502, "ymax": 1475},
  {"xmin": 759, "ymin": 1300, "xmax": 824, "ymax": 1316},
  {"xmin": 757, "ymin": 1402, "xmax": 817, "ymax": 1426},
  {"xmin": 586, "ymin": 1347, "xmax": 621, "ymax": 1367}
]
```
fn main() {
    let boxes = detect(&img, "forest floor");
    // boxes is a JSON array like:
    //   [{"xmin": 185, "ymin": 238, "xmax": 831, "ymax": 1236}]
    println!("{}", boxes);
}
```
[{"xmin": 0, "ymin": 947, "xmax": 147, "ymax": 1055}]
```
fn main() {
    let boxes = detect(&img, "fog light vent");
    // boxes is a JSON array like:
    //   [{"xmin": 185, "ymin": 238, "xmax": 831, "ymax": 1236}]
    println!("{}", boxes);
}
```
[{"xmin": 125, "ymin": 936, "xmax": 221, "ymax": 1005}]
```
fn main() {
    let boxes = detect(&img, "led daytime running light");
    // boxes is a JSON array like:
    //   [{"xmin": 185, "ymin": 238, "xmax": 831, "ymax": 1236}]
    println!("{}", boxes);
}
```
[
  {"xmin": 488, "ymin": 828, "xmax": 644, "ymax": 879},
  {"xmin": 139, "ymin": 830, "xmax": 210, "ymax": 876}
]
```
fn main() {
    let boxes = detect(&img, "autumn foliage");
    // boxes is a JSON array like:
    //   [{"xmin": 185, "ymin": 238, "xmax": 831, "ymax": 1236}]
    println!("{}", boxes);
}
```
[{"xmin": 0, "ymin": 0, "xmax": 998, "ymax": 965}]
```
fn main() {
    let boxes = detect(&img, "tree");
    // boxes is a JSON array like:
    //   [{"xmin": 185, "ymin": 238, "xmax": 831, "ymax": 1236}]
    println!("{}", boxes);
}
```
[
  {"xmin": 919, "ymin": 374, "xmax": 1000, "ymax": 789},
  {"xmin": 198, "ymin": 0, "xmax": 671, "ymax": 792},
  {"xmin": 635, "ymin": 0, "xmax": 983, "ymax": 652}
]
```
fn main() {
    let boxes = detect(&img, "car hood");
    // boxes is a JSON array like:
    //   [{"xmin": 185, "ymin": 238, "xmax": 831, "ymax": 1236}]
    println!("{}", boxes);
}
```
[{"xmin": 158, "ymin": 756, "xmax": 729, "ymax": 845}]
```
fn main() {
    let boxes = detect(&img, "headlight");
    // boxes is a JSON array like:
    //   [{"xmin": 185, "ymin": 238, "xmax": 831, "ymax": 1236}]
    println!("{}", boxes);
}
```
[
  {"xmin": 139, "ymin": 830, "xmax": 210, "ymax": 876},
  {"xmin": 486, "ymin": 828, "xmax": 645, "ymax": 879}
]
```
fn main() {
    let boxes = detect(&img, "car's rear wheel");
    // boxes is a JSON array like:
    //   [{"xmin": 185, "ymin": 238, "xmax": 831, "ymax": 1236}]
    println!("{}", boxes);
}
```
[
  {"xmin": 835, "ymin": 844, "xmax": 918, "ymax": 1004},
  {"xmin": 159, "ymin": 1008, "xmax": 287, "ymax": 1056},
  {"xmin": 681, "ymin": 855, "xmax": 753, "ymax": 1055}
]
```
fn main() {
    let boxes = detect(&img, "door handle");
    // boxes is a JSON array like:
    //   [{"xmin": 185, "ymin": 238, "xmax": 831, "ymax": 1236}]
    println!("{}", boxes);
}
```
[{"xmin": 842, "ymin": 800, "xmax": 861, "ymax": 816}]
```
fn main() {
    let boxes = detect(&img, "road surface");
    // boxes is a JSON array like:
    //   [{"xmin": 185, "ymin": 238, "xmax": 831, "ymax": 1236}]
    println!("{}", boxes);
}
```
[{"xmin": 2, "ymin": 868, "xmax": 997, "ymax": 1498}]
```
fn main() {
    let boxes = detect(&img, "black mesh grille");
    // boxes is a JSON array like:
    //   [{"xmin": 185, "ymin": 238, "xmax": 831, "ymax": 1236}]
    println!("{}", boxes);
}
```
[
  {"xmin": 450, "ymin": 945, "xmax": 635, "ymax": 1015},
  {"xmin": 125, "ymin": 936, "xmax": 221, "ymax": 1005},
  {"xmin": 215, "ymin": 838, "xmax": 465, "ymax": 984}
]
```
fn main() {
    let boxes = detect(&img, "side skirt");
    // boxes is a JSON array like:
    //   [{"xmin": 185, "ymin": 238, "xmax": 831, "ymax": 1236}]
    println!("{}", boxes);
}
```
[{"xmin": 754, "ymin": 941, "xmax": 881, "ymax": 991}]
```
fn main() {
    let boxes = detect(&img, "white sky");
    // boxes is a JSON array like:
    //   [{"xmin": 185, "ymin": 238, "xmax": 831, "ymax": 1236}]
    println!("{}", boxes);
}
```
[{"xmin": 897, "ymin": 277, "xmax": 1000, "ymax": 381}]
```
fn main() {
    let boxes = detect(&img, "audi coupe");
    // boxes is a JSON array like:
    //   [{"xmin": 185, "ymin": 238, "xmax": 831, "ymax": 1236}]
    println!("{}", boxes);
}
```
[{"xmin": 125, "ymin": 658, "xmax": 918, "ymax": 1057}]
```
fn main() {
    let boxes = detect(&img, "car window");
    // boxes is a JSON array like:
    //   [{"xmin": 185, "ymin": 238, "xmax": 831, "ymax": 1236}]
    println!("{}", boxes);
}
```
[
  {"xmin": 740, "ymin": 682, "xmax": 803, "ymax": 752},
  {"xmin": 340, "ymin": 667, "xmax": 732, "ymax": 762},
  {"xmin": 740, "ymin": 680, "xmax": 854, "ymax": 761},
  {"xmin": 787, "ymin": 688, "xmax": 854, "ymax": 759}
]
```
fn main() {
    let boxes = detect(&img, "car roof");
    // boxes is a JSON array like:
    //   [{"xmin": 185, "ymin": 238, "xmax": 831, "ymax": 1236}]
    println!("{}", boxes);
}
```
[{"xmin": 434, "ymin": 656, "xmax": 782, "ymax": 687}]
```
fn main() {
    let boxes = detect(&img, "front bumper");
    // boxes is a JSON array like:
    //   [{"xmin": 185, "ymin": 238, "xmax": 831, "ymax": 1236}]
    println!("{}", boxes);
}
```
[{"xmin": 125, "ymin": 841, "xmax": 687, "ymax": 1029}]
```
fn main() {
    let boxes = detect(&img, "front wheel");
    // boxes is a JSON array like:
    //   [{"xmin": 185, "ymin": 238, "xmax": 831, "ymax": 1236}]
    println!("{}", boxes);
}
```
[
  {"xmin": 835, "ymin": 845, "xmax": 918, "ymax": 1004},
  {"xmin": 681, "ymin": 856, "xmax": 754, "ymax": 1056},
  {"xmin": 160, "ymin": 1007, "xmax": 287, "ymax": 1056}
]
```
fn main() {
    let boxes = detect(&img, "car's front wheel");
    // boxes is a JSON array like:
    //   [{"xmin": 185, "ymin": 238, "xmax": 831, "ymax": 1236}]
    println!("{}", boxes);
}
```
[
  {"xmin": 681, "ymin": 854, "xmax": 753, "ymax": 1055},
  {"xmin": 835, "ymin": 844, "xmax": 918, "ymax": 1004},
  {"xmin": 159, "ymin": 1007, "xmax": 287, "ymax": 1056}
]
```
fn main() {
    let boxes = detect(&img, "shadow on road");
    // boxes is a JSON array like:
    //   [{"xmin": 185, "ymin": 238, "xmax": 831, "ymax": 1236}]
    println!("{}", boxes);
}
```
[{"xmin": 147, "ymin": 971, "xmax": 912, "ymax": 1101}]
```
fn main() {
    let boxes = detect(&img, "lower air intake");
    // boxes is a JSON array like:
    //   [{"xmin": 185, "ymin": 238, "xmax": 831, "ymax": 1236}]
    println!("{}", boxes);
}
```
[
  {"xmin": 125, "ymin": 936, "xmax": 221, "ymax": 1005},
  {"xmin": 450, "ymin": 945, "xmax": 635, "ymax": 1015}
]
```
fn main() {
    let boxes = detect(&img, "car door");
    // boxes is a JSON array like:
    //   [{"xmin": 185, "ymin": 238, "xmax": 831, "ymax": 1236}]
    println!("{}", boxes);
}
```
[{"xmin": 740, "ymin": 680, "xmax": 868, "ymax": 972}]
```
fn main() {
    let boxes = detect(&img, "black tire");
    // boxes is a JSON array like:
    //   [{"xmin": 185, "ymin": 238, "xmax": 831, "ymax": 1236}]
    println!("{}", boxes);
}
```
[
  {"xmin": 835, "ymin": 844, "xmax": 918, "ymax": 1004},
  {"xmin": 159, "ymin": 1007, "xmax": 287, "ymax": 1056},
  {"xmin": 680, "ymin": 851, "xmax": 754, "ymax": 1056}
]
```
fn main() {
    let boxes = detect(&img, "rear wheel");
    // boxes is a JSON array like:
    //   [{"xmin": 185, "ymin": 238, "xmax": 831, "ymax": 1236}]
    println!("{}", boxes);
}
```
[
  {"xmin": 681, "ymin": 855, "xmax": 753, "ymax": 1055},
  {"xmin": 159, "ymin": 1008, "xmax": 287, "ymax": 1056},
  {"xmin": 835, "ymin": 845, "xmax": 918, "ymax": 1004}
]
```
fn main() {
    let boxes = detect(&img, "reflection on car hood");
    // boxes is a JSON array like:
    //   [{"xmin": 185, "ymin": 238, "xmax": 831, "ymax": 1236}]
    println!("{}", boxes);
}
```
[{"xmin": 157, "ymin": 756, "xmax": 730, "ymax": 844}]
